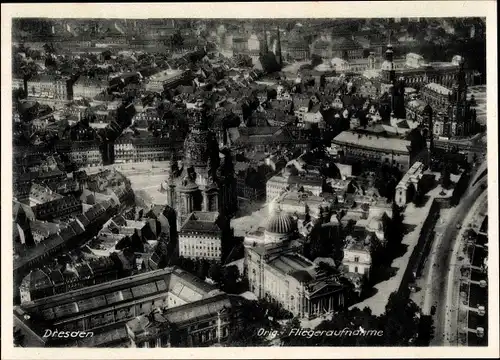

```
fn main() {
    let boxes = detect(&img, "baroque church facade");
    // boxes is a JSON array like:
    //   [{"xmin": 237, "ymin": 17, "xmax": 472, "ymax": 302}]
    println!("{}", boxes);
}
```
[{"xmin": 161, "ymin": 102, "xmax": 238, "ymax": 260}]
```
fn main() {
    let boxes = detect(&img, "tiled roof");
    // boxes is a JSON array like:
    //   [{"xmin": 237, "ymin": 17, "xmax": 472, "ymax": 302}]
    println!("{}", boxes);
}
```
[
  {"xmin": 180, "ymin": 211, "xmax": 221, "ymax": 234},
  {"xmin": 424, "ymin": 82, "xmax": 452, "ymax": 95},
  {"xmin": 163, "ymin": 293, "xmax": 232, "ymax": 325}
]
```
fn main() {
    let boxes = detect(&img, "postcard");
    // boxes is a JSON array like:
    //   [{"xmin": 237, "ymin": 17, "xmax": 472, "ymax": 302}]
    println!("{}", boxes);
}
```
[{"xmin": 1, "ymin": 2, "xmax": 498, "ymax": 359}]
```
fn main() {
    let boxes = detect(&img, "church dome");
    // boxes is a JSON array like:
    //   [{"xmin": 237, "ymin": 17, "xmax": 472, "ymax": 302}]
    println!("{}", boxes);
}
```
[
  {"xmin": 265, "ymin": 208, "xmax": 295, "ymax": 235},
  {"xmin": 179, "ymin": 175, "xmax": 199, "ymax": 192},
  {"xmin": 184, "ymin": 131, "xmax": 215, "ymax": 168}
]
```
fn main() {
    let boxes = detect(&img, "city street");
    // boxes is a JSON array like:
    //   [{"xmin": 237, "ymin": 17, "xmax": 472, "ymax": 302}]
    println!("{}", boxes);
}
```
[{"xmin": 421, "ymin": 176, "xmax": 487, "ymax": 345}]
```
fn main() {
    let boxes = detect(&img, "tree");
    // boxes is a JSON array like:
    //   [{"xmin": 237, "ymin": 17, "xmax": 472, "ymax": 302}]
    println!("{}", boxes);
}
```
[
  {"xmin": 311, "ymin": 54, "xmax": 322, "ymax": 68},
  {"xmin": 413, "ymin": 188, "xmax": 426, "ymax": 207},
  {"xmin": 375, "ymin": 165, "xmax": 400, "ymax": 200},
  {"xmin": 304, "ymin": 204, "xmax": 311, "ymax": 223},
  {"xmin": 208, "ymin": 262, "xmax": 222, "ymax": 283},
  {"xmin": 221, "ymin": 265, "xmax": 240, "ymax": 293},
  {"xmin": 267, "ymin": 88, "xmax": 277, "ymax": 101},
  {"xmin": 440, "ymin": 164, "xmax": 452, "ymax": 189},
  {"xmin": 43, "ymin": 42, "xmax": 55, "ymax": 55},
  {"xmin": 12, "ymin": 88, "xmax": 27, "ymax": 108},
  {"xmin": 171, "ymin": 30, "xmax": 184, "ymax": 49},
  {"xmin": 227, "ymin": 300, "xmax": 271, "ymax": 346},
  {"xmin": 234, "ymin": 54, "xmax": 253, "ymax": 68},
  {"xmin": 306, "ymin": 221, "xmax": 334, "ymax": 261},
  {"xmin": 385, "ymin": 202, "xmax": 405, "ymax": 255},
  {"xmin": 316, "ymin": 261, "xmax": 340, "ymax": 278},
  {"xmin": 13, "ymin": 327, "xmax": 25, "ymax": 347},
  {"xmin": 196, "ymin": 259, "xmax": 210, "ymax": 280},
  {"xmin": 415, "ymin": 314, "xmax": 435, "ymax": 346},
  {"xmin": 379, "ymin": 292, "xmax": 421, "ymax": 345},
  {"xmin": 259, "ymin": 52, "xmax": 281, "ymax": 74},
  {"xmin": 409, "ymin": 128, "xmax": 427, "ymax": 154}
]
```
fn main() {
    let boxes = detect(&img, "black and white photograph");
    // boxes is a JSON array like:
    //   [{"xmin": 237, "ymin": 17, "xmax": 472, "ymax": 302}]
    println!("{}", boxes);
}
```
[{"xmin": 1, "ymin": 2, "xmax": 498, "ymax": 358}]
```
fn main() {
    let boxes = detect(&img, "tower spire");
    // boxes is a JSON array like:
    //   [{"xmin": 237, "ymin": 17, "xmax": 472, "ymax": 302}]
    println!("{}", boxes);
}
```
[
  {"xmin": 262, "ymin": 30, "xmax": 268, "ymax": 54},
  {"xmin": 452, "ymin": 56, "xmax": 467, "ymax": 103},
  {"xmin": 275, "ymin": 25, "xmax": 282, "ymax": 67}
]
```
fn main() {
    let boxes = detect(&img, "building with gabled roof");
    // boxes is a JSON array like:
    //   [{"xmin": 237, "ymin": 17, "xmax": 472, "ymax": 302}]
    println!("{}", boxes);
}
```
[
  {"xmin": 178, "ymin": 211, "xmax": 228, "ymax": 261},
  {"xmin": 19, "ymin": 257, "xmax": 120, "ymax": 303}
]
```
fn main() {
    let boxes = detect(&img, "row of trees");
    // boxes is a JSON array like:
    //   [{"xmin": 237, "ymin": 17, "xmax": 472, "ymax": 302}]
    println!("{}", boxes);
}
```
[
  {"xmin": 367, "ymin": 202, "xmax": 406, "ymax": 288},
  {"xmin": 172, "ymin": 256, "xmax": 247, "ymax": 294},
  {"xmin": 281, "ymin": 291, "xmax": 434, "ymax": 346}
]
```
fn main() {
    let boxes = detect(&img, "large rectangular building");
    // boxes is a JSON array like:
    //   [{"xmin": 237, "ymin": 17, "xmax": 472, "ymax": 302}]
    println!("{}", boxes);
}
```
[
  {"xmin": 27, "ymin": 75, "xmax": 70, "ymax": 100},
  {"xmin": 331, "ymin": 131, "xmax": 413, "ymax": 171},
  {"xmin": 55, "ymin": 140, "xmax": 103, "ymax": 167},
  {"xmin": 144, "ymin": 69, "xmax": 190, "ymax": 92},
  {"xmin": 72, "ymin": 76, "xmax": 108, "ymax": 100},
  {"xmin": 18, "ymin": 267, "xmax": 218, "ymax": 340},
  {"xmin": 15, "ymin": 267, "xmax": 244, "ymax": 348},
  {"xmin": 179, "ymin": 212, "xmax": 223, "ymax": 261},
  {"xmin": 266, "ymin": 172, "xmax": 324, "ymax": 202},
  {"xmin": 246, "ymin": 244, "xmax": 346, "ymax": 319}
]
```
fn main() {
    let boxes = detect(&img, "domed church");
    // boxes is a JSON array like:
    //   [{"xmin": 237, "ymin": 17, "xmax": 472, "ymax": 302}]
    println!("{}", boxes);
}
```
[
  {"xmin": 244, "ymin": 207, "xmax": 346, "ymax": 319},
  {"xmin": 161, "ymin": 104, "xmax": 238, "ymax": 230},
  {"xmin": 264, "ymin": 208, "xmax": 296, "ymax": 243}
]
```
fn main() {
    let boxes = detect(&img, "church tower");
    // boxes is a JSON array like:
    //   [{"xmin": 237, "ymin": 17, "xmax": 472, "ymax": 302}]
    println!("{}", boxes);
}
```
[
  {"xmin": 392, "ymin": 76, "xmax": 406, "ymax": 119},
  {"xmin": 178, "ymin": 176, "xmax": 199, "ymax": 229},
  {"xmin": 450, "ymin": 58, "xmax": 468, "ymax": 104},
  {"xmin": 275, "ymin": 26, "xmax": 282, "ymax": 67},
  {"xmin": 448, "ymin": 58, "xmax": 475, "ymax": 136},
  {"xmin": 380, "ymin": 34, "xmax": 396, "ymax": 96},
  {"xmin": 422, "ymin": 104, "xmax": 434, "ymax": 150},
  {"xmin": 368, "ymin": 51, "xmax": 376, "ymax": 69},
  {"xmin": 166, "ymin": 172, "xmax": 177, "ymax": 209},
  {"xmin": 261, "ymin": 30, "xmax": 269, "ymax": 55}
]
